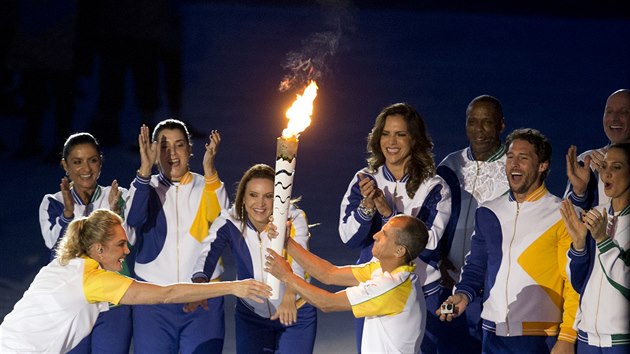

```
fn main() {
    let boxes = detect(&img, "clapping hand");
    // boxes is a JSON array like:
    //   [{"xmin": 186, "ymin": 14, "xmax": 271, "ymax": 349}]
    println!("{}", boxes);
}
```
[
  {"xmin": 108, "ymin": 179, "xmax": 122, "ymax": 214},
  {"xmin": 203, "ymin": 130, "xmax": 221, "ymax": 177},
  {"xmin": 565, "ymin": 145, "xmax": 591, "ymax": 197},
  {"xmin": 60, "ymin": 176, "xmax": 74, "ymax": 218},
  {"xmin": 358, "ymin": 173, "xmax": 393, "ymax": 217},
  {"xmin": 559, "ymin": 199, "xmax": 587, "ymax": 251},
  {"xmin": 137, "ymin": 125, "xmax": 157, "ymax": 177},
  {"xmin": 580, "ymin": 207, "xmax": 609, "ymax": 243}
]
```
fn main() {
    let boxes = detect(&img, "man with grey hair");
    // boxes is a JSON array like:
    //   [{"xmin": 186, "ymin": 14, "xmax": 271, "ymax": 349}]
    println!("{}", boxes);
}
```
[
  {"xmin": 266, "ymin": 214, "xmax": 429, "ymax": 354},
  {"xmin": 566, "ymin": 89, "xmax": 630, "ymax": 209}
]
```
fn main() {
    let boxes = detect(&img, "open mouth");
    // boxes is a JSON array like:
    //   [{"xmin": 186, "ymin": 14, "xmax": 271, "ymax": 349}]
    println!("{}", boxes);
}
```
[
  {"xmin": 510, "ymin": 171, "xmax": 523, "ymax": 182},
  {"xmin": 252, "ymin": 207, "xmax": 267, "ymax": 215}
]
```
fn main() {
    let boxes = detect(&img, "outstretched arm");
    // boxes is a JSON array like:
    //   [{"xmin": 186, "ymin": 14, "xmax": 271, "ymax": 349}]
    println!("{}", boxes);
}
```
[
  {"xmin": 284, "ymin": 238, "xmax": 358, "ymax": 287},
  {"xmin": 120, "ymin": 278, "xmax": 271, "ymax": 305},
  {"xmin": 265, "ymin": 249, "xmax": 352, "ymax": 313}
]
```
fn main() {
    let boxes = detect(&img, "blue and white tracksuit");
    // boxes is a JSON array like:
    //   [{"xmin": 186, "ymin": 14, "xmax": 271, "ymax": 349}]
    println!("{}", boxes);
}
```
[
  {"xmin": 436, "ymin": 145, "xmax": 508, "ymax": 353},
  {"xmin": 199, "ymin": 205, "xmax": 317, "ymax": 354},
  {"xmin": 567, "ymin": 203, "xmax": 630, "ymax": 353},
  {"xmin": 39, "ymin": 185, "xmax": 132, "ymax": 354},
  {"xmin": 125, "ymin": 171, "xmax": 228, "ymax": 354},
  {"xmin": 455, "ymin": 185, "xmax": 579, "ymax": 353},
  {"xmin": 339, "ymin": 165, "xmax": 451, "ymax": 353},
  {"xmin": 565, "ymin": 146, "xmax": 609, "ymax": 210}
]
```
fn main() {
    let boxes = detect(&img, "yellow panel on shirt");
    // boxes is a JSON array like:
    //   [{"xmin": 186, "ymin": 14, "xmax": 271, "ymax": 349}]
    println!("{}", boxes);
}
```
[
  {"xmin": 82, "ymin": 257, "xmax": 133, "ymax": 305},
  {"xmin": 348, "ymin": 261, "xmax": 416, "ymax": 318}
]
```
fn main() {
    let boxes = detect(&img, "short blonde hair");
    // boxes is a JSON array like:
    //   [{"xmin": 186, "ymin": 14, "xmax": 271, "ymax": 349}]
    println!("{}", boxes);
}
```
[{"xmin": 56, "ymin": 209, "xmax": 122, "ymax": 265}]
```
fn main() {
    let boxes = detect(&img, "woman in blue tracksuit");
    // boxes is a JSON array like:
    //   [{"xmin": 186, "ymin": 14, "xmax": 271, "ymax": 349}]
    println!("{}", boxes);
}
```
[
  {"xmin": 338, "ymin": 103, "xmax": 451, "ymax": 353},
  {"xmin": 562, "ymin": 142, "xmax": 630, "ymax": 354},
  {"xmin": 125, "ymin": 120, "xmax": 229, "ymax": 354},
  {"xmin": 38, "ymin": 132, "xmax": 132, "ymax": 353},
  {"xmin": 198, "ymin": 164, "xmax": 317, "ymax": 354}
]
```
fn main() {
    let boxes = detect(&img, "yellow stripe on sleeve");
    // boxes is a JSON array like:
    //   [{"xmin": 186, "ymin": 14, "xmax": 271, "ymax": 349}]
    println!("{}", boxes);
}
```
[
  {"xmin": 190, "ymin": 177, "xmax": 223, "ymax": 242},
  {"xmin": 82, "ymin": 258, "xmax": 133, "ymax": 305}
]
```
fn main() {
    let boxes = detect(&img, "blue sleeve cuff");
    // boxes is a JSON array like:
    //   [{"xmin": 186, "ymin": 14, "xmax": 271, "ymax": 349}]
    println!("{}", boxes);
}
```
[
  {"xmin": 191, "ymin": 272, "xmax": 209, "ymax": 282},
  {"xmin": 59, "ymin": 214, "xmax": 74, "ymax": 225},
  {"xmin": 454, "ymin": 289, "xmax": 474, "ymax": 304},
  {"xmin": 355, "ymin": 207, "xmax": 374, "ymax": 221}
]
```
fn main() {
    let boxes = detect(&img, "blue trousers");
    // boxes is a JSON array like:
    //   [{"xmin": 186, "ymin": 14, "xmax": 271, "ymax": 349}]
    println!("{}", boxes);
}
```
[
  {"xmin": 482, "ymin": 330, "xmax": 557, "ymax": 354},
  {"xmin": 235, "ymin": 299, "xmax": 317, "ymax": 354},
  {"xmin": 69, "ymin": 304, "xmax": 132, "ymax": 354},
  {"xmin": 132, "ymin": 297, "xmax": 225, "ymax": 354}
]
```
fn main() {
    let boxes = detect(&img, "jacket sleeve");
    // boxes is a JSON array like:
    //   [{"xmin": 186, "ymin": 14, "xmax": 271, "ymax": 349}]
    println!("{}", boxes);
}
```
[
  {"xmin": 39, "ymin": 193, "xmax": 72, "ymax": 251},
  {"xmin": 124, "ymin": 175, "xmax": 152, "ymax": 245},
  {"xmin": 195, "ymin": 213, "xmax": 231, "ymax": 282},
  {"xmin": 557, "ymin": 223, "xmax": 579, "ymax": 343},
  {"xmin": 191, "ymin": 175, "xmax": 229, "ymax": 279},
  {"xmin": 338, "ymin": 171, "xmax": 378, "ymax": 248},
  {"xmin": 454, "ymin": 206, "xmax": 494, "ymax": 303},
  {"xmin": 566, "ymin": 241, "xmax": 592, "ymax": 295},
  {"xmin": 415, "ymin": 177, "xmax": 452, "ymax": 267},
  {"xmin": 436, "ymin": 164, "xmax": 462, "ymax": 261}
]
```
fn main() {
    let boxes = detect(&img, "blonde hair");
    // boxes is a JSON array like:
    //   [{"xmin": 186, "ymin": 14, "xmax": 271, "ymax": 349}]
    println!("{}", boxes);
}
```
[{"xmin": 56, "ymin": 209, "xmax": 123, "ymax": 265}]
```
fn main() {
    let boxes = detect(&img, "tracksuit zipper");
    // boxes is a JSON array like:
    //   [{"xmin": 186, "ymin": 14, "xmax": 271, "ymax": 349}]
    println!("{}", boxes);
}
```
[{"xmin": 505, "ymin": 202, "xmax": 520, "ymax": 336}]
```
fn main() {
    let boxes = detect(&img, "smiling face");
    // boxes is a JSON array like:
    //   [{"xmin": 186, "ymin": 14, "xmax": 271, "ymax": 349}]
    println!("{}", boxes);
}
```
[
  {"xmin": 61, "ymin": 143, "xmax": 101, "ymax": 193},
  {"xmin": 156, "ymin": 128, "xmax": 191, "ymax": 181},
  {"xmin": 244, "ymin": 177, "xmax": 274, "ymax": 232},
  {"xmin": 505, "ymin": 139, "xmax": 548, "ymax": 202},
  {"xmin": 98, "ymin": 224, "xmax": 130, "ymax": 272},
  {"xmin": 603, "ymin": 90, "xmax": 630, "ymax": 144},
  {"xmin": 601, "ymin": 147, "xmax": 630, "ymax": 202},
  {"xmin": 466, "ymin": 101, "xmax": 504, "ymax": 161},
  {"xmin": 380, "ymin": 114, "xmax": 412, "ymax": 173}
]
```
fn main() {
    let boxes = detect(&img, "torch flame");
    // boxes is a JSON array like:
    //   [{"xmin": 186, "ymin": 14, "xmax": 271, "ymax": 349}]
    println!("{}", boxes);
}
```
[{"xmin": 282, "ymin": 81, "xmax": 318, "ymax": 138}]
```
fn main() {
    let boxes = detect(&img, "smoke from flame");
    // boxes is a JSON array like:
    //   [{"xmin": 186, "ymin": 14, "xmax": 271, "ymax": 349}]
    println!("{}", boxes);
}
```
[
  {"xmin": 282, "ymin": 81, "xmax": 318, "ymax": 138},
  {"xmin": 278, "ymin": 1, "xmax": 355, "ymax": 92}
]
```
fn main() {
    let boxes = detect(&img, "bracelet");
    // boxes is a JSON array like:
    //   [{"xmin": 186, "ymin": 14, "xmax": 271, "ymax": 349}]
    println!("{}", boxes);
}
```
[
  {"xmin": 136, "ymin": 169, "xmax": 151, "ymax": 179},
  {"xmin": 358, "ymin": 198, "xmax": 376, "ymax": 217}
]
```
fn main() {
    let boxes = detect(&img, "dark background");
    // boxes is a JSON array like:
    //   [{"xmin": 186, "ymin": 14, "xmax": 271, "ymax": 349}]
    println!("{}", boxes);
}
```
[{"xmin": 1, "ymin": 1, "xmax": 628, "ymax": 352}]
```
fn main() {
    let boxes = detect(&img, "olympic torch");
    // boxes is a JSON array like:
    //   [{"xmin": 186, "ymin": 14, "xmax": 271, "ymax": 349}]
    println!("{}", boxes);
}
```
[{"xmin": 268, "ymin": 81, "xmax": 318, "ymax": 299}]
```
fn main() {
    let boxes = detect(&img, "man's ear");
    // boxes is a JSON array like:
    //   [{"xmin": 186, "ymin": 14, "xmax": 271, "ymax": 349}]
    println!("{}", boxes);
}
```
[
  {"xmin": 538, "ymin": 161, "xmax": 549, "ymax": 174},
  {"xmin": 395, "ymin": 246, "xmax": 405, "ymax": 258}
]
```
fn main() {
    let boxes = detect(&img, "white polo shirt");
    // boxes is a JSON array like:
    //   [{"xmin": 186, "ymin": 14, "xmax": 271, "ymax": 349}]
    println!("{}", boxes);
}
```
[
  {"xmin": 346, "ymin": 261, "xmax": 425, "ymax": 354},
  {"xmin": 0, "ymin": 256, "xmax": 133, "ymax": 353}
]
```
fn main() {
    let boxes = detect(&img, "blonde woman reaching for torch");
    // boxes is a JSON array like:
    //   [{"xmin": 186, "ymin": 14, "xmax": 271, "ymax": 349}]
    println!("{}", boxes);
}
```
[{"xmin": 0, "ymin": 209, "xmax": 271, "ymax": 354}]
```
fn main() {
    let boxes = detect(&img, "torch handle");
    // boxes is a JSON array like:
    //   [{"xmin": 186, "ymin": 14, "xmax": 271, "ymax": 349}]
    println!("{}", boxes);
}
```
[{"xmin": 268, "ymin": 137, "xmax": 298, "ymax": 299}]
